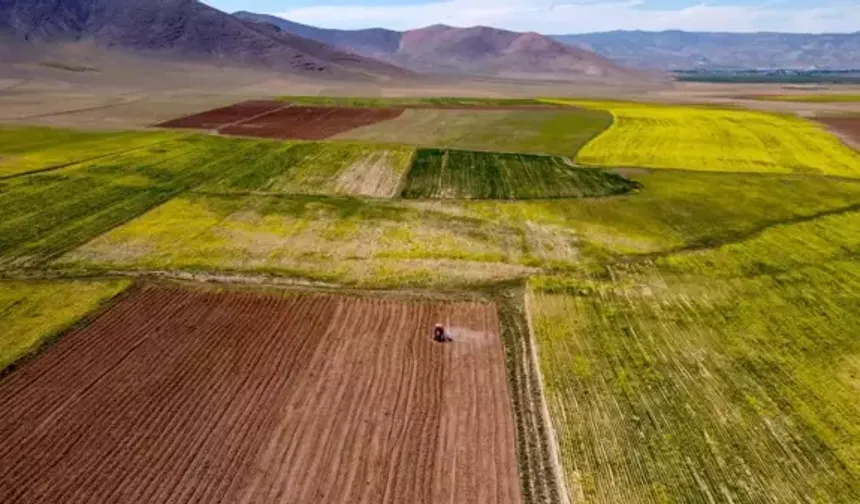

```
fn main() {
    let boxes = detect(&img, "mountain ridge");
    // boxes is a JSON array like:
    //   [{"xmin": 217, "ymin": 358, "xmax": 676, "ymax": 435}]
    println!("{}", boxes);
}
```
[
  {"xmin": 233, "ymin": 11, "xmax": 633, "ymax": 79},
  {"xmin": 0, "ymin": 0, "xmax": 411, "ymax": 80}
]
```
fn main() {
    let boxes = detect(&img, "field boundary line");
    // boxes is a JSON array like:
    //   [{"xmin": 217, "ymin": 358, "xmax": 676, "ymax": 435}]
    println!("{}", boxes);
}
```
[
  {"xmin": 633, "ymin": 199, "xmax": 860, "ymax": 262},
  {"xmin": 10, "ymin": 95, "xmax": 147, "ymax": 120},
  {"xmin": 523, "ymin": 290, "xmax": 572, "ymax": 504},
  {"xmin": 214, "ymin": 104, "xmax": 292, "ymax": 132},
  {"xmin": 0, "ymin": 137, "xmax": 179, "ymax": 180}
]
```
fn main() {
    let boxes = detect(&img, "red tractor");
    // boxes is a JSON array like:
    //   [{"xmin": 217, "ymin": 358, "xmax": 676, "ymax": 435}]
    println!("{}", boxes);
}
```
[{"xmin": 433, "ymin": 323, "xmax": 452, "ymax": 343}]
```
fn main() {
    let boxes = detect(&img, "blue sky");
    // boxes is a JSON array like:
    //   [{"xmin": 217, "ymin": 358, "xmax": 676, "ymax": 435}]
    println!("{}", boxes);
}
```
[{"xmin": 204, "ymin": 0, "xmax": 860, "ymax": 33}]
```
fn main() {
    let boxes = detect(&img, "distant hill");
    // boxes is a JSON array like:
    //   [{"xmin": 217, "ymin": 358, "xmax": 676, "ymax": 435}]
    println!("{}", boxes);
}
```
[
  {"xmin": 553, "ymin": 30, "xmax": 860, "ymax": 70},
  {"xmin": 0, "ymin": 0, "xmax": 410, "ymax": 80},
  {"xmin": 234, "ymin": 12, "xmax": 634, "ymax": 80}
]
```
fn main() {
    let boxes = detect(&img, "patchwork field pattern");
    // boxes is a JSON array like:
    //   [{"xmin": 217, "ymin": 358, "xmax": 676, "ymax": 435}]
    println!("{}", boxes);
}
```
[
  {"xmin": 0, "ymin": 127, "xmax": 180, "ymax": 177},
  {"xmin": 200, "ymin": 142, "xmax": 415, "ymax": 198},
  {"xmin": 279, "ymin": 96, "xmax": 562, "ymax": 109},
  {"xmin": 0, "ymin": 280, "xmax": 129, "ymax": 373},
  {"xmin": 335, "ymin": 108, "xmax": 612, "ymax": 156},
  {"xmin": 529, "ymin": 208, "xmax": 860, "ymax": 503},
  {"xmin": 402, "ymin": 149, "xmax": 639, "ymax": 199},
  {"xmin": 555, "ymin": 100, "xmax": 860, "ymax": 176},
  {"xmin": 746, "ymin": 94, "xmax": 860, "ymax": 103},
  {"xmin": 59, "ymin": 170, "xmax": 860, "ymax": 286},
  {"xmin": 0, "ymin": 135, "xmax": 280, "ymax": 266},
  {"xmin": 0, "ymin": 286, "xmax": 521, "ymax": 504}
]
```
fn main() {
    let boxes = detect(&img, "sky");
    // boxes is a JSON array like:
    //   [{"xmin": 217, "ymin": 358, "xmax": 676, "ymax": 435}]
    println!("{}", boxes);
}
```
[{"xmin": 203, "ymin": 0, "xmax": 860, "ymax": 34}]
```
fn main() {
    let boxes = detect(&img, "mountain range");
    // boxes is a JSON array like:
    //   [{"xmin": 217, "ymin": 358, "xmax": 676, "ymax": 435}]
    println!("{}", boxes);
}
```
[
  {"xmin": 1, "ymin": 0, "xmax": 858, "ymax": 83},
  {"xmin": 235, "ymin": 12, "xmax": 860, "ymax": 72},
  {"xmin": 554, "ymin": 31, "xmax": 860, "ymax": 70},
  {"xmin": 233, "ymin": 12, "xmax": 631, "ymax": 79},
  {"xmin": 0, "ymin": 0, "xmax": 410, "ymax": 81}
]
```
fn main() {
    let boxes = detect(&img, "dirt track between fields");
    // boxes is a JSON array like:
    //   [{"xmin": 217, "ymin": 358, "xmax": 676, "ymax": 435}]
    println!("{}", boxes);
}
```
[{"xmin": 0, "ymin": 285, "xmax": 522, "ymax": 504}]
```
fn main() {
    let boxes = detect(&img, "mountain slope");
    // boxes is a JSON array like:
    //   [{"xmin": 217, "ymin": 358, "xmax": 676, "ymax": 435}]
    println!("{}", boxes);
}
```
[
  {"xmin": 0, "ymin": 0, "xmax": 409, "ymax": 80},
  {"xmin": 553, "ymin": 30, "xmax": 860, "ymax": 70},
  {"xmin": 234, "ymin": 12, "xmax": 633, "ymax": 79}
]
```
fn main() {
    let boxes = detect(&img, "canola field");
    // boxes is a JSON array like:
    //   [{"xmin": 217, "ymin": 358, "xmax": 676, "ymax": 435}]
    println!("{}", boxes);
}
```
[
  {"xmin": 0, "ymin": 280, "xmax": 129, "ymax": 373},
  {"xmin": 529, "ymin": 208, "xmax": 860, "ymax": 503},
  {"xmin": 553, "ymin": 100, "xmax": 860, "ymax": 177},
  {"xmin": 401, "ymin": 149, "xmax": 638, "ymax": 199}
]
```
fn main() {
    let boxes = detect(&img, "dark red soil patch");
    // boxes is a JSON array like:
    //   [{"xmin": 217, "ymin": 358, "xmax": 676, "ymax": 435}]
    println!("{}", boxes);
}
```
[
  {"xmin": 0, "ymin": 286, "xmax": 522, "ymax": 504},
  {"xmin": 155, "ymin": 100, "xmax": 285, "ymax": 130},
  {"xmin": 219, "ymin": 106, "xmax": 405, "ymax": 140},
  {"xmin": 818, "ymin": 116, "xmax": 860, "ymax": 145}
]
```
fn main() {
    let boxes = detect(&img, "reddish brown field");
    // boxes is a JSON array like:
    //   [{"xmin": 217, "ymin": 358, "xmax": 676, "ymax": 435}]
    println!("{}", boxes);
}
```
[
  {"xmin": 219, "ymin": 106, "xmax": 405, "ymax": 140},
  {"xmin": 155, "ymin": 100, "xmax": 286, "ymax": 130},
  {"xmin": 0, "ymin": 286, "xmax": 522, "ymax": 504},
  {"xmin": 818, "ymin": 116, "xmax": 860, "ymax": 147}
]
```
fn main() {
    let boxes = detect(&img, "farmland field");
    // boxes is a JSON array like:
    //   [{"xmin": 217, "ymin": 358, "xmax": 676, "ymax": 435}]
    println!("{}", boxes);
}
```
[
  {"xmin": 279, "ymin": 96, "xmax": 559, "ymax": 109},
  {"xmin": 528, "ymin": 206, "xmax": 860, "ymax": 502},
  {"xmin": 818, "ymin": 116, "xmax": 860, "ymax": 146},
  {"xmin": 155, "ymin": 100, "xmax": 285, "ymax": 130},
  {"xmin": 219, "ymin": 106, "xmax": 405, "ymax": 140},
  {"xmin": 0, "ymin": 134, "xmax": 282, "ymax": 266},
  {"xmin": 200, "ymin": 142, "xmax": 415, "ymax": 198},
  {"xmin": 59, "ymin": 170, "xmax": 860, "ymax": 286},
  {"xmin": 553, "ymin": 100, "xmax": 860, "ymax": 176},
  {"xmin": 334, "ymin": 108, "xmax": 612, "ymax": 156},
  {"xmin": 0, "ymin": 280, "xmax": 129, "ymax": 373},
  {"xmin": 401, "ymin": 149, "xmax": 639, "ymax": 199},
  {"xmin": 0, "ymin": 127, "xmax": 180, "ymax": 177},
  {"xmin": 0, "ymin": 285, "xmax": 521, "ymax": 504}
]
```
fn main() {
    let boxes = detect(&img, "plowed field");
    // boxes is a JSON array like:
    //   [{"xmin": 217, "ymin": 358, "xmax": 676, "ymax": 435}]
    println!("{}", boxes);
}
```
[
  {"xmin": 0, "ymin": 286, "xmax": 522, "ymax": 504},
  {"xmin": 219, "ymin": 106, "xmax": 404, "ymax": 140},
  {"xmin": 818, "ymin": 116, "xmax": 860, "ymax": 146},
  {"xmin": 155, "ymin": 100, "xmax": 285, "ymax": 130}
]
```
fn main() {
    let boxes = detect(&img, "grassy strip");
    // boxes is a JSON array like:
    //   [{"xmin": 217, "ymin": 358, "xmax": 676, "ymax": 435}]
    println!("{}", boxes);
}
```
[
  {"xmin": 492, "ymin": 286, "xmax": 564, "ymax": 504},
  {"xmin": 550, "ymin": 100, "xmax": 860, "ymax": 177},
  {"xmin": 0, "ymin": 279, "xmax": 130, "ymax": 374},
  {"xmin": 335, "ymin": 108, "xmax": 613, "ymax": 157},
  {"xmin": 401, "ymin": 149, "xmax": 639, "ymax": 199}
]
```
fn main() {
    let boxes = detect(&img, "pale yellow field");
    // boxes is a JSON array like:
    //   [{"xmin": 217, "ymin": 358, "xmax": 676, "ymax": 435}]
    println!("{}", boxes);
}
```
[{"xmin": 550, "ymin": 100, "xmax": 860, "ymax": 177}]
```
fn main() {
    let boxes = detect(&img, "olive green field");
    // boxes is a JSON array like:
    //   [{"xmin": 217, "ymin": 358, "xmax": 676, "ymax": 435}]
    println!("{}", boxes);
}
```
[{"xmin": 2, "ymin": 96, "xmax": 860, "ymax": 504}]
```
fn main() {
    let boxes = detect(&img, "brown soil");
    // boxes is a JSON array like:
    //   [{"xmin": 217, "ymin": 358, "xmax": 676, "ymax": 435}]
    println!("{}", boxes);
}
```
[
  {"xmin": 817, "ymin": 117, "xmax": 860, "ymax": 150},
  {"xmin": 219, "ymin": 106, "xmax": 405, "ymax": 140},
  {"xmin": 0, "ymin": 285, "xmax": 522, "ymax": 504},
  {"xmin": 154, "ymin": 100, "xmax": 285, "ymax": 130}
]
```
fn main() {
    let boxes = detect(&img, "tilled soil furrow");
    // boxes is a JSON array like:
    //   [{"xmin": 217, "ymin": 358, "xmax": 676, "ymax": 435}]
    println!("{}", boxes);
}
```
[{"xmin": 0, "ymin": 287, "xmax": 522, "ymax": 504}]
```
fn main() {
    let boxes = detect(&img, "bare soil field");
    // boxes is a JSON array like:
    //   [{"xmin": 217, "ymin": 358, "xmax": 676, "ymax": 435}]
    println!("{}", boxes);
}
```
[
  {"xmin": 219, "ymin": 106, "xmax": 405, "ymax": 140},
  {"xmin": 155, "ymin": 100, "xmax": 285, "ymax": 130},
  {"xmin": 818, "ymin": 117, "xmax": 860, "ymax": 150},
  {"xmin": 0, "ymin": 285, "xmax": 522, "ymax": 504}
]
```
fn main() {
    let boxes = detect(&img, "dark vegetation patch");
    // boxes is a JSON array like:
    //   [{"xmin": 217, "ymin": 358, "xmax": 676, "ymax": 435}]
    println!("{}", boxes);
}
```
[{"xmin": 401, "ymin": 149, "xmax": 640, "ymax": 200}]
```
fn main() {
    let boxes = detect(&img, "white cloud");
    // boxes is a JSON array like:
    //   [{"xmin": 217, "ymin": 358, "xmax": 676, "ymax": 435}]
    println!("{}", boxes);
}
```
[{"xmin": 274, "ymin": 0, "xmax": 860, "ymax": 34}]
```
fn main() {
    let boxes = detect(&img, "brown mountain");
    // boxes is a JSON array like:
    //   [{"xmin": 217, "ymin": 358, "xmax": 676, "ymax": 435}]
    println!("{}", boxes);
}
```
[
  {"xmin": 0, "ymin": 0, "xmax": 410, "ymax": 80},
  {"xmin": 234, "ymin": 13, "xmax": 634, "ymax": 80}
]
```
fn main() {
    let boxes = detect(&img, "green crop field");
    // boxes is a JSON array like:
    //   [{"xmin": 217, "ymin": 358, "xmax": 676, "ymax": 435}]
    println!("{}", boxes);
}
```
[
  {"xmin": 334, "ymin": 108, "xmax": 611, "ymax": 156},
  {"xmin": 0, "ymin": 279, "xmax": 129, "ymax": 373},
  {"xmin": 401, "ymin": 149, "xmax": 639, "ymax": 199},
  {"xmin": 0, "ymin": 126, "xmax": 181, "ymax": 177},
  {"xmin": 200, "ymin": 142, "xmax": 415, "ymax": 198},
  {"xmin": 747, "ymin": 94, "xmax": 860, "ymax": 103},
  {"xmin": 550, "ymin": 100, "xmax": 860, "ymax": 176},
  {"xmin": 0, "ymin": 133, "xmax": 296, "ymax": 266},
  {"xmin": 59, "ymin": 169, "xmax": 860, "ymax": 287},
  {"xmin": 528, "ymin": 206, "xmax": 860, "ymax": 503}
]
